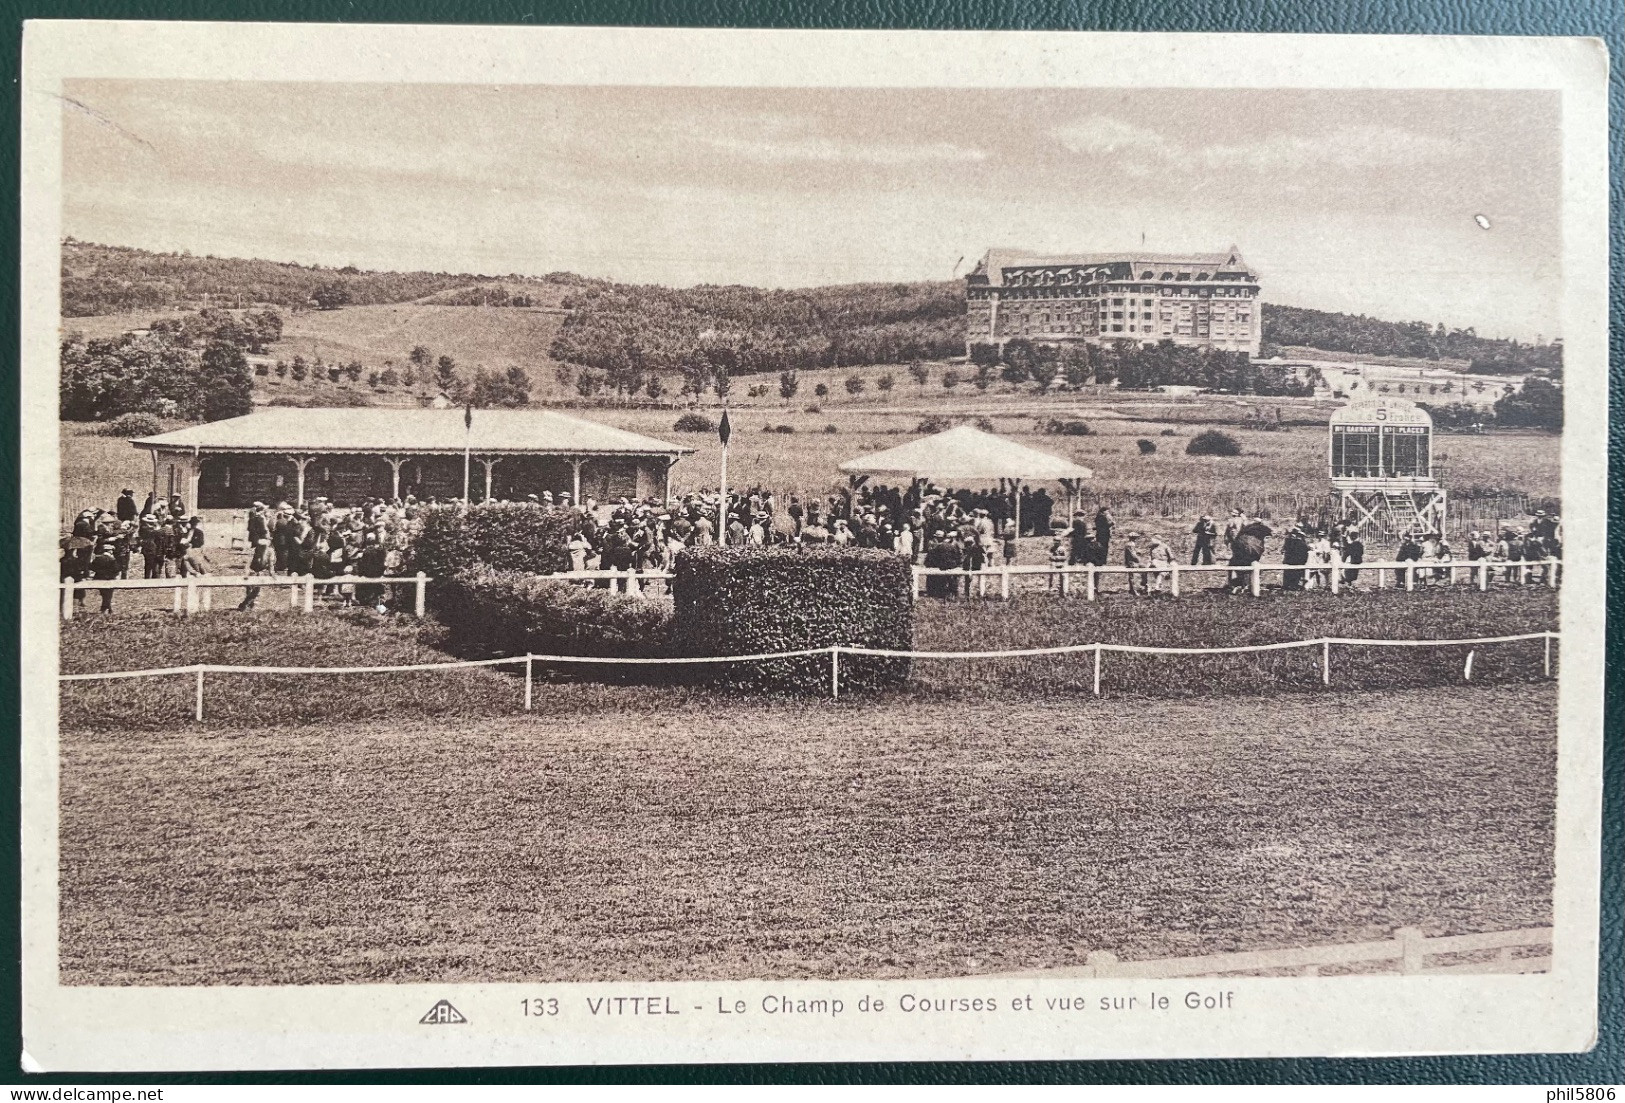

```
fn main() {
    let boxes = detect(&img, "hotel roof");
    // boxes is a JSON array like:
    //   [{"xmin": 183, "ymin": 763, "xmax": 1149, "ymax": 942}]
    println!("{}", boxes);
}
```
[
  {"xmin": 971, "ymin": 246, "xmax": 1255, "ymax": 286},
  {"xmin": 132, "ymin": 407, "xmax": 693, "ymax": 456}
]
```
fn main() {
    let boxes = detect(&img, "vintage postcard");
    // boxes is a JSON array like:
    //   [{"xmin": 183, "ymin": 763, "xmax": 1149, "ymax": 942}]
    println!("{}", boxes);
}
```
[{"xmin": 18, "ymin": 23, "xmax": 1609, "ymax": 1070}]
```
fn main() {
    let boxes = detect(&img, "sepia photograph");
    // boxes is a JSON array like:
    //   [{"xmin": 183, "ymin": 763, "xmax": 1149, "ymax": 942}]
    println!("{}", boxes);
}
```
[{"xmin": 18, "ymin": 24, "xmax": 1609, "ymax": 1070}]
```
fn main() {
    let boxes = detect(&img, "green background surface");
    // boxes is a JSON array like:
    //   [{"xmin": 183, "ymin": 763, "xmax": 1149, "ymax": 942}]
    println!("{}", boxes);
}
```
[{"xmin": 2, "ymin": 0, "xmax": 1620, "ymax": 1085}]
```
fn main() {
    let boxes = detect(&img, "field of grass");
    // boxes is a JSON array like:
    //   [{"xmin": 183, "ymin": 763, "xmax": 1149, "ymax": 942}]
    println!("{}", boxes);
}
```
[
  {"xmin": 59, "ymin": 587, "xmax": 1558, "ymax": 729},
  {"xmin": 58, "ymin": 681, "xmax": 1554, "ymax": 985}
]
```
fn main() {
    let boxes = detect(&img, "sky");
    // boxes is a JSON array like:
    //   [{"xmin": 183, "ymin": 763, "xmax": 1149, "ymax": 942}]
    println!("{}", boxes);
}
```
[{"xmin": 61, "ymin": 82, "xmax": 1562, "ymax": 340}]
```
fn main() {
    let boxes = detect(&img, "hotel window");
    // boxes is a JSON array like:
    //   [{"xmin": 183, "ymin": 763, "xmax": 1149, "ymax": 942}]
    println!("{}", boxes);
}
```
[
  {"xmin": 1142, "ymin": 312, "xmax": 1153, "ymax": 321},
  {"xmin": 1111, "ymin": 298, "xmax": 1123, "ymax": 306},
  {"xmin": 1111, "ymin": 311, "xmax": 1124, "ymax": 319},
  {"xmin": 1111, "ymin": 324, "xmax": 1123, "ymax": 332}
]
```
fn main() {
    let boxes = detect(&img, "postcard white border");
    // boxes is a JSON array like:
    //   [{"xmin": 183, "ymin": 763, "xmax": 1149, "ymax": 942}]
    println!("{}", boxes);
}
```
[{"xmin": 18, "ymin": 22, "xmax": 1610, "ymax": 1071}]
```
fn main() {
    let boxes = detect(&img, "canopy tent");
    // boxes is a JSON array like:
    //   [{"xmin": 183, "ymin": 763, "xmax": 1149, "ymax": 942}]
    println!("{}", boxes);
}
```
[{"xmin": 838, "ymin": 425, "xmax": 1092, "ymax": 531}]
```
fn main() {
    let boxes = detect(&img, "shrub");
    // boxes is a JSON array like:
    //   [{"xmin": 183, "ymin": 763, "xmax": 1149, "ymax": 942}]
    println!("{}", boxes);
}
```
[
  {"xmin": 823, "ymin": 424, "xmax": 839, "ymax": 434},
  {"xmin": 804, "ymin": 404, "xmax": 822, "ymax": 414},
  {"xmin": 317, "ymin": 390, "xmax": 374, "ymax": 408},
  {"xmin": 437, "ymin": 571, "xmax": 674, "ymax": 667},
  {"xmin": 1160, "ymin": 428, "xmax": 1178, "ymax": 437},
  {"xmin": 267, "ymin": 396, "xmax": 307, "ymax": 408},
  {"xmin": 1186, "ymin": 429, "xmax": 1243, "ymax": 456},
  {"xmin": 673, "ymin": 412, "xmax": 716, "ymax": 433},
  {"xmin": 406, "ymin": 502, "xmax": 589, "ymax": 581},
  {"xmin": 1137, "ymin": 439, "xmax": 1157, "ymax": 455},
  {"xmin": 774, "ymin": 424, "xmax": 795, "ymax": 434},
  {"xmin": 1040, "ymin": 418, "xmax": 1093, "ymax": 436},
  {"xmin": 672, "ymin": 546, "xmax": 913, "ymax": 695},
  {"xmin": 974, "ymin": 416, "xmax": 995, "ymax": 433},
  {"xmin": 916, "ymin": 414, "xmax": 954, "ymax": 434},
  {"xmin": 101, "ymin": 412, "xmax": 162, "ymax": 438}
]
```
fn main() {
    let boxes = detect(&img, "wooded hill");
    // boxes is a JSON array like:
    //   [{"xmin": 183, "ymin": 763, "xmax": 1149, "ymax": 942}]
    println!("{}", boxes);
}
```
[{"xmin": 62, "ymin": 240, "xmax": 1560, "ymax": 380}]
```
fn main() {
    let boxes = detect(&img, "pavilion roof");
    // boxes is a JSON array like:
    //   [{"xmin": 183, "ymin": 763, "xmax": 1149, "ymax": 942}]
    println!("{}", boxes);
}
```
[
  {"xmin": 131, "ymin": 407, "xmax": 693, "ymax": 456},
  {"xmin": 838, "ymin": 425, "xmax": 1092, "ymax": 484}
]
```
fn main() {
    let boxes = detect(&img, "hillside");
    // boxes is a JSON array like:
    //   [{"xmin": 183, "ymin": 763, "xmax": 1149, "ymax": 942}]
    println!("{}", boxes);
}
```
[
  {"xmin": 60, "ymin": 239, "xmax": 536, "ymax": 317},
  {"xmin": 1261, "ymin": 303, "xmax": 1560, "ymax": 376}
]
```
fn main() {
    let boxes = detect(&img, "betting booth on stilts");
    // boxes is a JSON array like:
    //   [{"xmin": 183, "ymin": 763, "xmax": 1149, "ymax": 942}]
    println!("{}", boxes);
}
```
[{"xmin": 1328, "ymin": 397, "xmax": 1445, "ymax": 542}]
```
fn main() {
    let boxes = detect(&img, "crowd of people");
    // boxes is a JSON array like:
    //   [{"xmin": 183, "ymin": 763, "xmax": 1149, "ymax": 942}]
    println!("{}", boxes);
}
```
[{"xmin": 61, "ymin": 478, "xmax": 1564, "ymax": 613}]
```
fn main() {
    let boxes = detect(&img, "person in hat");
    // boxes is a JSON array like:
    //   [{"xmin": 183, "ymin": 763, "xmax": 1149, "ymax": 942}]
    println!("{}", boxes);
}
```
[
  {"xmin": 115, "ymin": 488, "xmax": 138, "ymax": 524},
  {"xmin": 1147, "ymin": 534, "xmax": 1175, "ymax": 593},
  {"xmin": 1281, "ymin": 525, "xmax": 1310, "ymax": 591},
  {"xmin": 1093, "ymin": 505, "xmax": 1115, "ymax": 567},
  {"xmin": 1190, "ymin": 513, "xmax": 1218, "ymax": 565},
  {"xmin": 1395, "ymin": 529, "xmax": 1424, "ymax": 587},
  {"xmin": 1341, "ymin": 528, "xmax": 1365, "ymax": 589},
  {"xmin": 1122, "ymin": 531, "xmax": 1147, "ymax": 596},
  {"xmin": 182, "ymin": 516, "xmax": 208, "ymax": 577}
]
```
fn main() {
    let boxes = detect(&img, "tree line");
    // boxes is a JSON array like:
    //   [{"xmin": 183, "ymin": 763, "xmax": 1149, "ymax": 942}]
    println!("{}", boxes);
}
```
[
  {"xmin": 1261, "ymin": 303, "xmax": 1562, "ymax": 377},
  {"xmin": 967, "ymin": 339, "xmax": 1314, "ymax": 396},
  {"xmin": 548, "ymin": 279, "xmax": 965, "ymax": 398},
  {"xmin": 60, "ymin": 239, "xmax": 527, "ymax": 317}
]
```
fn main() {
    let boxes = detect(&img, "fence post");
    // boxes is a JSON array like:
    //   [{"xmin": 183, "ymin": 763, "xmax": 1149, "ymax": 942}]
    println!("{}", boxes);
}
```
[
  {"xmin": 194, "ymin": 667, "xmax": 205, "ymax": 722},
  {"xmin": 61, "ymin": 584, "xmax": 73, "ymax": 622},
  {"xmin": 1250, "ymin": 563, "xmax": 1261, "ymax": 597},
  {"xmin": 415, "ymin": 572, "xmax": 427, "ymax": 617},
  {"xmin": 1406, "ymin": 564, "xmax": 1416, "ymax": 592},
  {"xmin": 1092, "ymin": 644, "xmax": 1102, "ymax": 697},
  {"xmin": 1329, "ymin": 550, "xmax": 1341, "ymax": 595},
  {"xmin": 1544, "ymin": 633, "xmax": 1553, "ymax": 678},
  {"xmin": 173, "ymin": 585, "xmax": 184, "ymax": 614},
  {"xmin": 1376, "ymin": 564, "xmax": 1386, "ymax": 590},
  {"xmin": 1170, "ymin": 564, "xmax": 1180, "ymax": 598},
  {"xmin": 830, "ymin": 647, "xmax": 840, "ymax": 699},
  {"xmin": 913, "ymin": 566, "xmax": 923, "ymax": 598},
  {"xmin": 1087, "ymin": 564, "xmax": 1097, "ymax": 602},
  {"xmin": 524, "ymin": 653, "xmax": 534, "ymax": 711},
  {"xmin": 1000, "ymin": 566, "xmax": 1010, "ymax": 601},
  {"xmin": 185, "ymin": 578, "xmax": 200, "ymax": 615},
  {"xmin": 1396, "ymin": 926, "xmax": 1426, "ymax": 975},
  {"xmin": 201, "ymin": 586, "xmax": 213, "ymax": 612},
  {"xmin": 1321, "ymin": 639, "xmax": 1331, "ymax": 686},
  {"xmin": 1547, "ymin": 558, "xmax": 1558, "ymax": 589},
  {"xmin": 289, "ymin": 580, "xmax": 299, "ymax": 608},
  {"xmin": 1059, "ymin": 567, "xmax": 1070, "ymax": 598},
  {"xmin": 303, "ymin": 578, "xmax": 315, "ymax": 613},
  {"xmin": 1478, "ymin": 562, "xmax": 1488, "ymax": 591}
]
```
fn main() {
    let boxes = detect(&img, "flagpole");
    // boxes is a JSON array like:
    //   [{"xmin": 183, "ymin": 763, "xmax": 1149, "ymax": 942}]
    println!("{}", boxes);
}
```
[
  {"xmin": 717, "ymin": 407, "xmax": 731, "ymax": 545},
  {"xmin": 462, "ymin": 403, "xmax": 472, "ymax": 505}
]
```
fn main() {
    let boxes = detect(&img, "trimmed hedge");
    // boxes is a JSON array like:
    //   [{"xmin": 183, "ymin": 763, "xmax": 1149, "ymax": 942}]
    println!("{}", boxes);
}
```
[
  {"xmin": 672, "ymin": 546, "xmax": 913, "ymax": 694},
  {"xmin": 407, "ymin": 502, "xmax": 588, "ymax": 581},
  {"xmin": 438, "ymin": 571, "xmax": 675, "ymax": 671},
  {"xmin": 1186, "ymin": 429, "xmax": 1243, "ymax": 456}
]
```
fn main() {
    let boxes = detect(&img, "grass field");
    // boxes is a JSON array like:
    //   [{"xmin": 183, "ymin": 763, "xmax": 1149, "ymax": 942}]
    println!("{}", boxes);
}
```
[
  {"xmin": 59, "ymin": 588, "xmax": 1558, "ymax": 728},
  {"xmin": 57, "ymin": 681, "xmax": 1554, "ymax": 985}
]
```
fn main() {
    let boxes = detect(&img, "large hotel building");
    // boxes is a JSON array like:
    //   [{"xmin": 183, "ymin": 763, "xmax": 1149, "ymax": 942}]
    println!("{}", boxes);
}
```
[{"xmin": 964, "ymin": 246, "xmax": 1262, "ymax": 357}]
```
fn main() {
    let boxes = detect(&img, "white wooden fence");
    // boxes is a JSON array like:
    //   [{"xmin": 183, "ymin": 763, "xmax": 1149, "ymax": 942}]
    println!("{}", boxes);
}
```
[
  {"xmin": 912, "ymin": 557, "xmax": 1563, "ymax": 600},
  {"xmin": 985, "ymin": 925, "xmax": 1553, "ymax": 979},
  {"xmin": 59, "ymin": 631, "xmax": 1558, "ymax": 719},
  {"xmin": 60, "ymin": 573, "xmax": 433, "ymax": 620}
]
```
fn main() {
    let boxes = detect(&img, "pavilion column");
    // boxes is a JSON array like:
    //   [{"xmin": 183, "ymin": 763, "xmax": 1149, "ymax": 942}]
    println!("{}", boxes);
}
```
[
  {"xmin": 385, "ymin": 457, "xmax": 406, "ymax": 501},
  {"xmin": 150, "ymin": 449, "xmax": 162, "ymax": 500},
  {"xmin": 478, "ymin": 457, "xmax": 501, "ymax": 502},
  {"xmin": 662, "ymin": 455, "xmax": 679, "ymax": 503},
  {"xmin": 290, "ymin": 455, "xmax": 314, "ymax": 507},
  {"xmin": 571, "ymin": 458, "xmax": 585, "ymax": 503},
  {"xmin": 186, "ymin": 452, "xmax": 202, "ymax": 514}
]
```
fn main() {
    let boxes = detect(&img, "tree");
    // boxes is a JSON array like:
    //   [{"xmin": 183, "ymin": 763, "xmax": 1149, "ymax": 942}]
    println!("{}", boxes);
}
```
[
  {"xmin": 274, "ymin": 360, "xmax": 288, "ymax": 378},
  {"xmin": 713, "ymin": 365, "xmax": 732, "ymax": 402},
  {"xmin": 346, "ymin": 360, "xmax": 364, "ymax": 382},
  {"xmin": 1493, "ymin": 377, "xmax": 1562, "ymax": 430},
  {"xmin": 877, "ymin": 373, "xmax": 895, "ymax": 395},
  {"xmin": 575, "ymin": 371, "xmax": 601, "ymax": 398},
  {"xmin": 908, "ymin": 359, "xmax": 930, "ymax": 393},
  {"xmin": 379, "ymin": 367, "xmax": 399, "ymax": 387},
  {"xmin": 410, "ymin": 346, "xmax": 432, "ymax": 372},
  {"xmin": 1001, "ymin": 339, "xmax": 1034, "ymax": 384},
  {"xmin": 1030, "ymin": 357, "xmax": 1059, "ymax": 393},
  {"xmin": 196, "ymin": 339, "xmax": 254, "ymax": 421},
  {"xmin": 436, "ymin": 355, "xmax": 458, "ymax": 391},
  {"xmin": 814, "ymin": 382, "xmax": 829, "ymax": 399},
  {"xmin": 327, "ymin": 366, "xmax": 341, "ymax": 383},
  {"xmin": 845, "ymin": 376, "xmax": 866, "ymax": 396},
  {"xmin": 942, "ymin": 368, "xmax": 961, "ymax": 392},
  {"xmin": 778, "ymin": 370, "xmax": 800, "ymax": 406},
  {"xmin": 289, "ymin": 356, "xmax": 308, "ymax": 382},
  {"xmin": 973, "ymin": 361, "xmax": 994, "ymax": 391},
  {"xmin": 645, "ymin": 374, "xmax": 665, "ymax": 401},
  {"xmin": 367, "ymin": 370, "xmax": 380, "ymax": 387},
  {"xmin": 312, "ymin": 280, "xmax": 351, "ymax": 310},
  {"xmin": 1060, "ymin": 345, "xmax": 1090, "ymax": 389}
]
